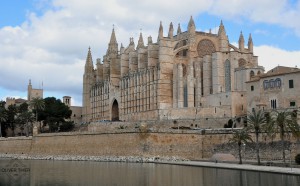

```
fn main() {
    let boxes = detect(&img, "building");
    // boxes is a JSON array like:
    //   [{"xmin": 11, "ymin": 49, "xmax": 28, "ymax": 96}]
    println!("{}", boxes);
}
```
[
  {"xmin": 5, "ymin": 98, "xmax": 27, "ymax": 109},
  {"xmin": 246, "ymin": 66, "xmax": 300, "ymax": 113},
  {"xmin": 63, "ymin": 96, "xmax": 82, "ymax": 125},
  {"xmin": 82, "ymin": 17, "xmax": 264, "ymax": 126},
  {"xmin": 27, "ymin": 79, "xmax": 43, "ymax": 101},
  {"xmin": 5, "ymin": 80, "xmax": 43, "ymax": 108}
]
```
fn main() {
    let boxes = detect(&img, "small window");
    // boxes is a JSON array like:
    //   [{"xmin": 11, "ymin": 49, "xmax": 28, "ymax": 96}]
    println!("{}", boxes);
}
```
[
  {"xmin": 289, "ymin": 80, "xmax": 294, "ymax": 88},
  {"xmin": 290, "ymin": 102, "xmax": 296, "ymax": 107},
  {"xmin": 250, "ymin": 71, "xmax": 255, "ymax": 78},
  {"xmin": 251, "ymin": 85, "xmax": 254, "ymax": 91}
]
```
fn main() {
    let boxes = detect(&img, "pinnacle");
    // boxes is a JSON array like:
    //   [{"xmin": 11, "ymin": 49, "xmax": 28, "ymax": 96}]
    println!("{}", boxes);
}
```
[
  {"xmin": 109, "ymin": 27, "xmax": 117, "ymax": 44},
  {"xmin": 188, "ymin": 16, "xmax": 195, "ymax": 28},
  {"xmin": 177, "ymin": 23, "xmax": 182, "ymax": 34}
]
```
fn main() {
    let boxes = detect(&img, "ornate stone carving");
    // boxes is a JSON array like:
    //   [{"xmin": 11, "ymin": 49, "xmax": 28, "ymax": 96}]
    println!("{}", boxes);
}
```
[
  {"xmin": 197, "ymin": 39, "xmax": 216, "ymax": 57},
  {"xmin": 238, "ymin": 58, "xmax": 247, "ymax": 67}
]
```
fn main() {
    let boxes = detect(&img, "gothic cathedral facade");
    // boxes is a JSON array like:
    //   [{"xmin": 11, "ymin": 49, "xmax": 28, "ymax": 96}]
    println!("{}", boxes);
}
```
[{"xmin": 82, "ymin": 17, "xmax": 264, "ymax": 125}]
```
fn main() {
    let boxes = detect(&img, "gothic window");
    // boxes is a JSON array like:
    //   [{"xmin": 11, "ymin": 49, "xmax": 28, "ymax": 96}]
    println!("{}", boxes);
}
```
[
  {"xmin": 250, "ymin": 71, "xmax": 255, "ymax": 78},
  {"xmin": 275, "ymin": 78, "xmax": 281, "ymax": 88},
  {"xmin": 224, "ymin": 60, "xmax": 231, "ymax": 92},
  {"xmin": 238, "ymin": 58, "xmax": 247, "ymax": 67},
  {"xmin": 263, "ymin": 80, "xmax": 269, "ymax": 89},
  {"xmin": 182, "ymin": 64, "xmax": 187, "ymax": 77},
  {"xmin": 257, "ymin": 71, "xmax": 261, "ymax": 75},
  {"xmin": 184, "ymin": 83, "xmax": 188, "ymax": 107},
  {"xmin": 269, "ymin": 79, "xmax": 275, "ymax": 88},
  {"xmin": 197, "ymin": 39, "xmax": 216, "ymax": 58}
]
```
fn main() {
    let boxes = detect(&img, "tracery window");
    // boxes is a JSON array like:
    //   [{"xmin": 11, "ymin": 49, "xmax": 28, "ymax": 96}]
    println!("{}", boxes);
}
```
[
  {"xmin": 224, "ymin": 60, "xmax": 231, "ymax": 92},
  {"xmin": 197, "ymin": 39, "xmax": 216, "ymax": 58}
]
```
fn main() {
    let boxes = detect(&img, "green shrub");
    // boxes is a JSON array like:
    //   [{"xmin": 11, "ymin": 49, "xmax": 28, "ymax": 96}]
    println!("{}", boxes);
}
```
[{"xmin": 295, "ymin": 154, "xmax": 300, "ymax": 165}]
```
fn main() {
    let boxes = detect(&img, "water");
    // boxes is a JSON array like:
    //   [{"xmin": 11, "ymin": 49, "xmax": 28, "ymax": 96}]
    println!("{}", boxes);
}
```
[{"xmin": 0, "ymin": 159, "xmax": 299, "ymax": 186}]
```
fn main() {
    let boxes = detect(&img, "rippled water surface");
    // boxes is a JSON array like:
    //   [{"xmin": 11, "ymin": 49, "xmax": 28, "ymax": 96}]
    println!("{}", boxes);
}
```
[{"xmin": 0, "ymin": 159, "xmax": 299, "ymax": 186}]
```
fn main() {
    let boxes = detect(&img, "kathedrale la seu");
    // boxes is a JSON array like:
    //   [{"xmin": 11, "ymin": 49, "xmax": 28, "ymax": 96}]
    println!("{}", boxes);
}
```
[{"xmin": 82, "ymin": 17, "xmax": 264, "ymax": 125}]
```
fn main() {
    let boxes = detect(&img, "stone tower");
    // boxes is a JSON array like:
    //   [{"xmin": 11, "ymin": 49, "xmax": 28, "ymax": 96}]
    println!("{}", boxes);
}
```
[{"xmin": 82, "ymin": 47, "xmax": 95, "ymax": 123}]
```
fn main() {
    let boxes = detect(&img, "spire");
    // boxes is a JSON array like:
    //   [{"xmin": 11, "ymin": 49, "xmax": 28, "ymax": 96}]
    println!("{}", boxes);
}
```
[
  {"xmin": 248, "ymin": 33, "xmax": 253, "ymax": 53},
  {"xmin": 158, "ymin": 21, "xmax": 163, "ymax": 40},
  {"xmin": 109, "ymin": 27, "xmax": 117, "ymax": 44},
  {"xmin": 218, "ymin": 20, "xmax": 226, "ymax": 38},
  {"xmin": 177, "ymin": 23, "xmax": 181, "ymax": 35},
  {"xmin": 239, "ymin": 31, "xmax": 245, "ymax": 51},
  {"xmin": 85, "ymin": 47, "xmax": 94, "ymax": 73},
  {"xmin": 107, "ymin": 27, "xmax": 118, "ymax": 55},
  {"xmin": 29, "ymin": 79, "xmax": 31, "ymax": 85},
  {"xmin": 188, "ymin": 16, "xmax": 195, "ymax": 33},
  {"xmin": 168, "ymin": 22, "xmax": 174, "ymax": 39},
  {"xmin": 137, "ymin": 31, "xmax": 144, "ymax": 49}
]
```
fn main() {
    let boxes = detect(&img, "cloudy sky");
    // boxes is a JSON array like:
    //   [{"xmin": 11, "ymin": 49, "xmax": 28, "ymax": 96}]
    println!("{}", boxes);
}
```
[{"xmin": 1, "ymin": 0, "xmax": 300, "ymax": 106}]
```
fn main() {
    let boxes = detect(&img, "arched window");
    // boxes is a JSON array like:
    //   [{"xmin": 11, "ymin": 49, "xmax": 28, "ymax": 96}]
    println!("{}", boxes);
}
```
[
  {"xmin": 275, "ymin": 78, "xmax": 281, "ymax": 88},
  {"xmin": 250, "ymin": 71, "xmax": 255, "ymax": 78},
  {"xmin": 184, "ymin": 83, "xmax": 188, "ymax": 107},
  {"xmin": 263, "ymin": 80, "xmax": 269, "ymax": 89},
  {"xmin": 224, "ymin": 60, "xmax": 231, "ymax": 92}
]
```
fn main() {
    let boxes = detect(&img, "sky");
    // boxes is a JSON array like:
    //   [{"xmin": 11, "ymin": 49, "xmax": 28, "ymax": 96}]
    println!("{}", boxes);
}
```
[{"xmin": 0, "ymin": 0, "xmax": 300, "ymax": 106}]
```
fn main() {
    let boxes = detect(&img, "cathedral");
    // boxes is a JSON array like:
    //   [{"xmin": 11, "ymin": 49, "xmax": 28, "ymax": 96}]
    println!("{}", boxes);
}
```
[{"xmin": 82, "ymin": 17, "xmax": 264, "ymax": 125}]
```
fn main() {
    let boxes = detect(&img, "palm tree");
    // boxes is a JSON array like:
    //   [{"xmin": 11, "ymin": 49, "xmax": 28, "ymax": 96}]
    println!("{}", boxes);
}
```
[
  {"xmin": 0, "ymin": 107, "xmax": 8, "ymax": 137},
  {"xmin": 229, "ymin": 129, "xmax": 253, "ymax": 164},
  {"xmin": 268, "ymin": 110, "xmax": 300, "ymax": 163},
  {"xmin": 30, "ymin": 97, "xmax": 45, "ymax": 131},
  {"xmin": 247, "ymin": 109, "xmax": 267, "ymax": 165}
]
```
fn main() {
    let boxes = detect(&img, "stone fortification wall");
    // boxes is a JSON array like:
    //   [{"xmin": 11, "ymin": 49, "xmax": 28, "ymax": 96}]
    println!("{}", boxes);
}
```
[
  {"xmin": 0, "ymin": 132, "xmax": 204, "ymax": 160},
  {"xmin": 0, "ymin": 130, "xmax": 298, "ymax": 161}
]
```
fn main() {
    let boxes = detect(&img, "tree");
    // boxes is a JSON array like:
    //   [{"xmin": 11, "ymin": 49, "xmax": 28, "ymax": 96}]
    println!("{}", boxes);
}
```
[
  {"xmin": 0, "ymin": 107, "xmax": 8, "ymax": 137},
  {"xmin": 39, "ymin": 97, "xmax": 72, "ymax": 132},
  {"xmin": 268, "ymin": 110, "xmax": 300, "ymax": 163},
  {"xmin": 229, "ymin": 129, "xmax": 253, "ymax": 164},
  {"xmin": 7, "ymin": 105, "xmax": 17, "ymax": 136},
  {"xmin": 247, "ymin": 109, "xmax": 267, "ymax": 165},
  {"xmin": 30, "ymin": 97, "xmax": 45, "ymax": 131},
  {"xmin": 16, "ymin": 111, "xmax": 35, "ymax": 136}
]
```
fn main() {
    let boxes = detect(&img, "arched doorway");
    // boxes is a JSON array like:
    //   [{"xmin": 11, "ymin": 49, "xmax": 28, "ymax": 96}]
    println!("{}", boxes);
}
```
[{"xmin": 111, "ymin": 99, "xmax": 119, "ymax": 121}]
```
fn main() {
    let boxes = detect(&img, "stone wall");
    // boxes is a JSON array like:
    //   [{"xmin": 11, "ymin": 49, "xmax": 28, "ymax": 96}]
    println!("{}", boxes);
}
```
[
  {"xmin": 0, "ymin": 132, "xmax": 204, "ymax": 160},
  {"xmin": 0, "ymin": 131, "xmax": 298, "ymax": 161}
]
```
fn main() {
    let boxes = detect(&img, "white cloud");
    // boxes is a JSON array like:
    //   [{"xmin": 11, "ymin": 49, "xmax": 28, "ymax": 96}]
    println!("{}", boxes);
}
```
[
  {"xmin": 255, "ymin": 45, "xmax": 300, "ymax": 71},
  {"xmin": 210, "ymin": 0, "xmax": 300, "ymax": 36},
  {"xmin": 1, "ymin": 0, "xmax": 300, "ymax": 106}
]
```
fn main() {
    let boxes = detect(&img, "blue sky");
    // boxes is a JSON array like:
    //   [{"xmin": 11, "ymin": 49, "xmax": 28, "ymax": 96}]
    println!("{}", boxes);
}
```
[{"xmin": 0, "ymin": 0, "xmax": 300, "ymax": 106}]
